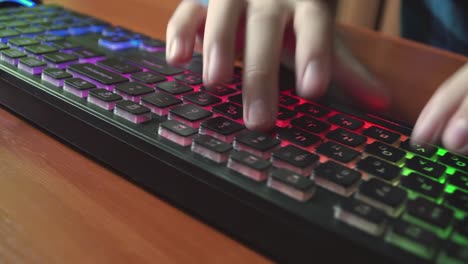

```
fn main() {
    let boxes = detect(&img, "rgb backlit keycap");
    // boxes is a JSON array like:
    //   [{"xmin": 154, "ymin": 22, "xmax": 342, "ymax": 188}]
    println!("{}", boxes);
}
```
[
  {"xmin": 272, "ymin": 145, "xmax": 319, "ymax": 177},
  {"xmin": 159, "ymin": 119, "xmax": 197, "ymax": 147},
  {"xmin": 228, "ymin": 151, "xmax": 271, "ymax": 182},
  {"xmin": 63, "ymin": 78, "xmax": 96, "ymax": 98},
  {"xmin": 88, "ymin": 88, "xmax": 122, "ymax": 110},
  {"xmin": 191, "ymin": 134, "xmax": 232, "ymax": 163},
  {"xmin": 314, "ymin": 161, "xmax": 361, "ymax": 197},
  {"xmin": 114, "ymin": 100, "xmax": 151, "ymax": 123},
  {"xmin": 267, "ymin": 168, "xmax": 316, "ymax": 202}
]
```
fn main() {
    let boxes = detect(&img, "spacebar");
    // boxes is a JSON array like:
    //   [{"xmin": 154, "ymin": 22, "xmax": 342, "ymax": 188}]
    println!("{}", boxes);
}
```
[{"xmin": 68, "ymin": 63, "xmax": 128, "ymax": 85}]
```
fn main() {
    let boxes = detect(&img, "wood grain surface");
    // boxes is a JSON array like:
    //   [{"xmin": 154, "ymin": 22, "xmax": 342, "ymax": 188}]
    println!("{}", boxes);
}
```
[{"xmin": 0, "ymin": 0, "xmax": 465, "ymax": 263}]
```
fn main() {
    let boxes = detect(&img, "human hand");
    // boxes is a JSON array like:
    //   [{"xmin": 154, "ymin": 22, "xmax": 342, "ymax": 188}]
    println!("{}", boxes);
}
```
[
  {"xmin": 166, "ymin": 0, "xmax": 390, "ymax": 131},
  {"xmin": 412, "ymin": 63, "xmax": 468, "ymax": 155}
]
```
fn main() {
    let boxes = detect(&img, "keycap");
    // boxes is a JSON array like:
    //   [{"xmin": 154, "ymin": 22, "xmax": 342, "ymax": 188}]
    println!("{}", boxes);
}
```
[
  {"xmin": 451, "ymin": 218, "xmax": 468, "ymax": 245},
  {"xmin": 234, "ymin": 130, "xmax": 281, "ymax": 159},
  {"xmin": 405, "ymin": 197, "xmax": 454, "ymax": 236},
  {"xmin": 212, "ymin": 102, "xmax": 243, "ymax": 120},
  {"xmin": 386, "ymin": 219, "xmax": 438, "ymax": 260},
  {"xmin": 326, "ymin": 128, "xmax": 367, "ymax": 147},
  {"xmin": 364, "ymin": 141, "xmax": 406, "ymax": 163},
  {"xmin": 42, "ymin": 52, "xmax": 78, "ymax": 68},
  {"xmin": 228, "ymin": 150, "xmax": 271, "ymax": 181},
  {"xmin": 174, "ymin": 73, "xmax": 202, "ymax": 85},
  {"xmin": 169, "ymin": 104, "xmax": 212, "ymax": 128},
  {"xmin": 140, "ymin": 92, "xmax": 182, "ymax": 116},
  {"xmin": 272, "ymin": 145, "xmax": 319, "ymax": 177},
  {"xmin": 98, "ymin": 36, "xmax": 135, "ymax": 50},
  {"xmin": 35, "ymin": 34, "xmax": 65, "ymax": 43},
  {"xmin": 72, "ymin": 48, "xmax": 105, "ymax": 60},
  {"xmin": 201, "ymin": 85, "xmax": 236, "ymax": 96},
  {"xmin": 294, "ymin": 103, "xmax": 330, "ymax": 118},
  {"xmin": 400, "ymin": 140, "xmax": 437, "ymax": 158},
  {"xmin": 41, "ymin": 67, "xmax": 72, "ymax": 86},
  {"xmin": 0, "ymin": 43, "xmax": 8, "ymax": 50},
  {"xmin": 139, "ymin": 38, "xmax": 165, "ymax": 52},
  {"xmin": 316, "ymin": 141, "xmax": 360, "ymax": 163},
  {"xmin": 88, "ymin": 88, "xmax": 122, "ymax": 110},
  {"xmin": 0, "ymin": 29, "xmax": 20, "ymax": 43},
  {"xmin": 159, "ymin": 119, "xmax": 198, "ymax": 147},
  {"xmin": 130, "ymin": 71, "xmax": 166, "ymax": 84},
  {"xmin": 102, "ymin": 26, "xmax": 131, "ymax": 37},
  {"xmin": 1, "ymin": 48, "xmax": 27, "ymax": 65},
  {"xmin": 356, "ymin": 156, "xmax": 401, "ymax": 183},
  {"xmin": 276, "ymin": 107, "xmax": 297, "ymax": 122},
  {"xmin": 356, "ymin": 178, "xmax": 407, "ymax": 217},
  {"xmin": 126, "ymin": 54, "xmax": 183, "ymax": 75},
  {"xmin": 98, "ymin": 58, "xmax": 142, "ymax": 74},
  {"xmin": 314, "ymin": 161, "xmax": 361, "ymax": 196},
  {"xmin": 3, "ymin": 20, "xmax": 29, "ymax": 28},
  {"xmin": 437, "ymin": 242, "xmax": 468, "ymax": 264},
  {"xmin": 278, "ymin": 94, "xmax": 299, "ymax": 106},
  {"xmin": 183, "ymin": 92, "xmax": 221, "ymax": 107},
  {"xmin": 182, "ymin": 57, "xmax": 202, "ymax": 74},
  {"xmin": 63, "ymin": 78, "xmax": 96, "ymax": 98},
  {"xmin": 401, "ymin": 173, "xmax": 444, "ymax": 199},
  {"xmin": 277, "ymin": 127, "xmax": 321, "ymax": 148},
  {"xmin": 334, "ymin": 199, "xmax": 387, "ymax": 236},
  {"xmin": 114, "ymin": 82, "xmax": 154, "ymax": 102},
  {"xmin": 155, "ymin": 81, "xmax": 193, "ymax": 95},
  {"xmin": 290, "ymin": 116, "xmax": 330, "ymax": 134},
  {"xmin": 439, "ymin": 153, "xmax": 467, "ymax": 173},
  {"xmin": 267, "ymin": 168, "xmax": 316, "ymax": 201},
  {"xmin": 114, "ymin": 100, "xmax": 151, "ymax": 123},
  {"xmin": 24, "ymin": 44, "xmax": 58, "ymax": 56},
  {"xmin": 191, "ymin": 134, "xmax": 232, "ymax": 163},
  {"xmin": 328, "ymin": 114, "xmax": 364, "ymax": 130},
  {"xmin": 406, "ymin": 156, "xmax": 446, "ymax": 180},
  {"xmin": 445, "ymin": 190, "xmax": 468, "ymax": 213},
  {"xmin": 50, "ymin": 40, "xmax": 80, "ymax": 50},
  {"xmin": 15, "ymin": 26, "xmax": 44, "ymax": 35},
  {"xmin": 45, "ymin": 25, "xmax": 69, "ymax": 36},
  {"xmin": 448, "ymin": 171, "xmax": 468, "ymax": 192},
  {"xmin": 68, "ymin": 22, "xmax": 91, "ymax": 35},
  {"xmin": 8, "ymin": 37, "xmax": 39, "ymax": 48},
  {"xmin": 68, "ymin": 63, "xmax": 128, "ymax": 88},
  {"xmin": 199, "ymin": 116, "xmax": 244, "ymax": 143},
  {"xmin": 228, "ymin": 94, "xmax": 242, "ymax": 105},
  {"xmin": 18, "ymin": 56, "xmax": 46, "ymax": 74},
  {"xmin": 0, "ymin": 15, "xmax": 13, "ymax": 23}
]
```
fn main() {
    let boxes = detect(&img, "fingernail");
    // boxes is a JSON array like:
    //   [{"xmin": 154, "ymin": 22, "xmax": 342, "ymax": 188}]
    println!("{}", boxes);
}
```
[
  {"xmin": 167, "ymin": 37, "xmax": 180, "ymax": 61},
  {"xmin": 207, "ymin": 45, "xmax": 219, "ymax": 84},
  {"xmin": 411, "ymin": 113, "xmax": 434, "ymax": 144},
  {"xmin": 205, "ymin": 45, "xmax": 220, "ymax": 84},
  {"xmin": 445, "ymin": 118, "xmax": 468, "ymax": 151},
  {"xmin": 246, "ymin": 99, "xmax": 275, "ymax": 130},
  {"xmin": 298, "ymin": 61, "xmax": 326, "ymax": 98}
]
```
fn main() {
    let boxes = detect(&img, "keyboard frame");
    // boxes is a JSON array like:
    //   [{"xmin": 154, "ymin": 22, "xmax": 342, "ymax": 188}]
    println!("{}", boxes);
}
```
[
  {"xmin": 0, "ymin": 63, "xmax": 429, "ymax": 264},
  {"xmin": 0, "ymin": 4, "xmax": 462, "ymax": 264}
]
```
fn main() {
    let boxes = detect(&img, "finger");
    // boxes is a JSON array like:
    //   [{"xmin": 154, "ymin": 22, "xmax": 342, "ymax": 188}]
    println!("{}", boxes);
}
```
[
  {"xmin": 411, "ymin": 64, "xmax": 468, "ymax": 146},
  {"xmin": 443, "ymin": 95, "xmax": 468, "ymax": 154},
  {"xmin": 203, "ymin": 0, "xmax": 245, "ymax": 85},
  {"xmin": 294, "ymin": 0, "xmax": 332, "ymax": 99},
  {"xmin": 332, "ymin": 35, "xmax": 391, "ymax": 111},
  {"xmin": 166, "ymin": 0, "xmax": 207, "ymax": 64},
  {"xmin": 243, "ymin": 0, "xmax": 291, "ymax": 131}
]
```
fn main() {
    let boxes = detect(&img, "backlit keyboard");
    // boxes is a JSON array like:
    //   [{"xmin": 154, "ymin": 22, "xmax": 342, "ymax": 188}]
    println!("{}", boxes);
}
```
[{"xmin": 0, "ymin": 4, "xmax": 467, "ymax": 264}]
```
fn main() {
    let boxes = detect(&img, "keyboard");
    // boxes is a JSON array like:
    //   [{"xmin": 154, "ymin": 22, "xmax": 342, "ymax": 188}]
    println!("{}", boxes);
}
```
[{"xmin": 0, "ymin": 4, "xmax": 467, "ymax": 264}]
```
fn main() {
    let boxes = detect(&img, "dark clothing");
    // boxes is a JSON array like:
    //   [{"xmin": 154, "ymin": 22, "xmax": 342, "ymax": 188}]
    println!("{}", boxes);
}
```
[{"xmin": 401, "ymin": 0, "xmax": 468, "ymax": 55}]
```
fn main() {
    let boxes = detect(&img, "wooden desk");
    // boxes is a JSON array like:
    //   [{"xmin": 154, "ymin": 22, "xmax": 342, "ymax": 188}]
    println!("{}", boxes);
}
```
[{"xmin": 0, "ymin": 0, "xmax": 466, "ymax": 263}]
